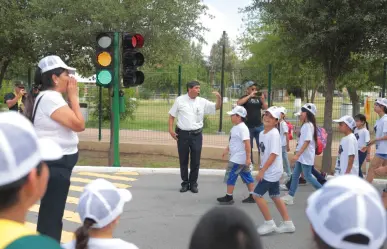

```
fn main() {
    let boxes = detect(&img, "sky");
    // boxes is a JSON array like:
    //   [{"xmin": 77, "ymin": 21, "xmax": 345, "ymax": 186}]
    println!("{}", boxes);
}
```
[{"xmin": 199, "ymin": 0, "xmax": 253, "ymax": 57}]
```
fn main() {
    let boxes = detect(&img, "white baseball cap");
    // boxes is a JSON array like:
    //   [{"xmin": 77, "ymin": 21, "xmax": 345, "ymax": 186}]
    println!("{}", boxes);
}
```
[
  {"xmin": 77, "ymin": 178, "xmax": 133, "ymax": 229},
  {"xmin": 38, "ymin": 55, "xmax": 76, "ymax": 74},
  {"xmin": 375, "ymin": 98, "xmax": 387, "ymax": 108},
  {"xmin": 306, "ymin": 175, "xmax": 387, "ymax": 249},
  {"xmin": 295, "ymin": 103, "xmax": 317, "ymax": 116},
  {"xmin": 279, "ymin": 107, "xmax": 287, "ymax": 115},
  {"xmin": 0, "ymin": 112, "xmax": 63, "ymax": 187},
  {"xmin": 333, "ymin": 115, "xmax": 356, "ymax": 130},
  {"xmin": 227, "ymin": 106, "xmax": 247, "ymax": 118},
  {"xmin": 265, "ymin": 106, "xmax": 281, "ymax": 119}
]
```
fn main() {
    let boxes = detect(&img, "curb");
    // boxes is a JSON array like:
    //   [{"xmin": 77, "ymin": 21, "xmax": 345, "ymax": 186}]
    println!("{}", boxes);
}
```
[{"xmin": 73, "ymin": 166, "xmax": 387, "ymax": 184}]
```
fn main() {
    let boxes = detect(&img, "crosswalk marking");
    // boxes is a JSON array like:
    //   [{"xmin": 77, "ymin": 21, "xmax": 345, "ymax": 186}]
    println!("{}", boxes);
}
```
[
  {"xmin": 76, "ymin": 172, "xmax": 138, "ymax": 181},
  {"xmin": 66, "ymin": 196, "xmax": 79, "ymax": 205},
  {"xmin": 25, "ymin": 222, "xmax": 74, "ymax": 243},
  {"xmin": 69, "ymin": 185, "xmax": 84, "ymax": 192},
  {"xmin": 114, "ymin": 171, "xmax": 140, "ymax": 176},
  {"xmin": 29, "ymin": 204, "xmax": 81, "ymax": 224},
  {"xmin": 71, "ymin": 177, "xmax": 131, "ymax": 188}
]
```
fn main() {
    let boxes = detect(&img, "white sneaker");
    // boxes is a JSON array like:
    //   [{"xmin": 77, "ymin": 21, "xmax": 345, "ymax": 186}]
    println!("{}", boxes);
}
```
[
  {"xmin": 257, "ymin": 220, "xmax": 277, "ymax": 235},
  {"xmin": 275, "ymin": 221, "xmax": 296, "ymax": 233},
  {"xmin": 281, "ymin": 194, "xmax": 294, "ymax": 205},
  {"xmin": 280, "ymin": 184, "xmax": 288, "ymax": 191}
]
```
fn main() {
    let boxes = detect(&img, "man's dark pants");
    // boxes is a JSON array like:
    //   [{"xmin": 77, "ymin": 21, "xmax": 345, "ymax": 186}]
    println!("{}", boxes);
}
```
[
  {"xmin": 249, "ymin": 124, "xmax": 264, "ymax": 164},
  {"xmin": 37, "ymin": 152, "xmax": 78, "ymax": 242},
  {"xmin": 176, "ymin": 129, "xmax": 203, "ymax": 187}
]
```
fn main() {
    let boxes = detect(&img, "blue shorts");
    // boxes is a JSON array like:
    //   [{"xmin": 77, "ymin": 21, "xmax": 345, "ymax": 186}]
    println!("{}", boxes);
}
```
[
  {"xmin": 224, "ymin": 162, "xmax": 254, "ymax": 186},
  {"xmin": 376, "ymin": 153, "xmax": 387, "ymax": 160},
  {"xmin": 253, "ymin": 179, "xmax": 280, "ymax": 198}
]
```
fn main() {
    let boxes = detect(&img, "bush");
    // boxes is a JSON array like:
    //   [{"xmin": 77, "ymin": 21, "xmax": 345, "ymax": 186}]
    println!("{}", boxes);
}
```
[
  {"xmin": 139, "ymin": 88, "xmax": 152, "ymax": 100},
  {"xmin": 91, "ymin": 87, "xmax": 138, "ymax": 121}
]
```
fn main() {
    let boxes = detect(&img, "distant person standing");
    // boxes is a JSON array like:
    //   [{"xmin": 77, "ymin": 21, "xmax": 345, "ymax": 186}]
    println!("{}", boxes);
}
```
[
  {"xmin": 3, "ymin": 81, "xmax": 27, "ymax": 113},
  {"xmin": 168, "ymin": 81, "xmax": 221, "ymax": 193},
  {"xmin": 237, "ymin": 81, "xmax": 268, "ymax": 164}
]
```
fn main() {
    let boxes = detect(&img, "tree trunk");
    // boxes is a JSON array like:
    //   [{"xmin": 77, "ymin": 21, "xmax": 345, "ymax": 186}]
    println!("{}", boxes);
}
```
[
  {"xmin": 347, "ymin": 87, "xmax": 360, "ymax": 116},
  {"xmin": 321, "ymin": 73, "xmax": 336, "ymax": 174},
  {"xmin": 305, "ymin": 80, "xmax": 310, "ymax": 103},
  {"xmin": 311, "ymin": 83, "xmax": 319, "ymax": 103},
  {"xmin": 0, "ymin": 59, "xmax": 11, "ymax": 89},
  {"xmin": 108, "ymin": 87, "xmax": 114, "ymax": 166}
]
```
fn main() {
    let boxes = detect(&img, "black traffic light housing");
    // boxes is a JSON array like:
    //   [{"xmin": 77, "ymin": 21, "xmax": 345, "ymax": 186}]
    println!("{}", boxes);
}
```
[
  {"xmin": 122, "ymin": 33, "xmax": 145, "ymax": 87},
  {"xmin": 95, "ymin": 32, "xmax": 115, "ymax": 88}
]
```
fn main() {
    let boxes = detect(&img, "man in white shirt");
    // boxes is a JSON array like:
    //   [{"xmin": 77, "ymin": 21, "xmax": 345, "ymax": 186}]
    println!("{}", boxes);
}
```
[{"xmin": 169, "ymin": 81, "xmax": 221, "ymax": 193}]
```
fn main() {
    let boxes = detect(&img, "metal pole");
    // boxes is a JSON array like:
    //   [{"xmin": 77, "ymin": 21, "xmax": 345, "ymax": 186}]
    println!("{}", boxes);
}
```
[
  {"xmin": 98, "ymin": 85, "xmax": 102, "ymax": 141},
  {"xmin": 383, "ymin": 62, "xmax": 387, "ymax": 98},
  {"xmin": 218, "ymin": 31, "xmax": 226, "ymax": 133},
  {"xmin": 112, "ymin": 32, "xmax": 120, "ymax": 167},
  {"xmin": 178, "ymin": 65, "xmax": 182, "ymax": 96},
  {"xmin": 268, "ymin": 64, "xmax": 272, "ymax": 106}
]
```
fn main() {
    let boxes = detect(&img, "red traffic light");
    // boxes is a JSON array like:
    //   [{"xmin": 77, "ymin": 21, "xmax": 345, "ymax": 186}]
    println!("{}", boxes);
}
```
[{"xmin": 123, "ymin": 33, "xmax": 144, "ymax": 49}]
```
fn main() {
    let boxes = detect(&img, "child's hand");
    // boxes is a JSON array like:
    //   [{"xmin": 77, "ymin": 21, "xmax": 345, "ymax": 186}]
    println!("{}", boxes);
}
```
[
  {"xmin": 291, "ymin": 154, "xmax": 300, "ymax": 165},
  {"xmin": 366, "ymin": 154, "xmax": 371, "ymax": 162},
  {"xmin": 286, "ymin": 145, "xmax": 290, "ymax": 152},
  {"xmin": 222, "ymin": 148, "xmax": 229, "ymax": 159},
  {"xmin": 360, "ymin": 146, "xmax": 368, "ymax": 153},
  {"xmin": 246, "ymin": 158, "xmax": 252, "ymax": 166},
  {"xmin": 256, "ymin": 170, "xmax": 264, "ymax": 182}
]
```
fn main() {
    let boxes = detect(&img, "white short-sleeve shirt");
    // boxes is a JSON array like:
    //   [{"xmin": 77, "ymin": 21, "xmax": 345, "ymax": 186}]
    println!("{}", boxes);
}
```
[
  {"xmin": 354, "ymin": 127, "xmax": 370, "ymax": 150},
  {"xmin": 335, "ymin": 133, "xmax": 359, "ymax": 176},
  {"xmin": 168, "ymin": 94, "xmax": 216, "ymax": 130},
  {"xmin": 258, "ymin": 128, "xmax": 283, "ymax": 182},
  {"xmin": 33, "ymin": 90, "xmax": 79, "ymax": 155},
  {"xmin": 279, "ymin": 120, "xmax": 288, "ymax": 147},
  {"xmin": 296, "ymin": 122, "xmax": 316, "ymax": 165},
  {"xmin": 62, "ymin": 238, "xmax": 139, "ymax": 249},
  {"xmin": 229, "ymin": 122, "xmax": 250, "ymax": 165},
  {"xmin": 374, "ymin": 114, "xmax": 387, "ymax": 154}
]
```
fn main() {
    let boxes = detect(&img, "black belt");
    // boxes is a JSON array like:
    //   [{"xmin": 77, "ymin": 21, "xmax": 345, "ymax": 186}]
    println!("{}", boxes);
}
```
[{"xmin": 176, "ymin": 127, "xmax": 202, "ymax": 135}]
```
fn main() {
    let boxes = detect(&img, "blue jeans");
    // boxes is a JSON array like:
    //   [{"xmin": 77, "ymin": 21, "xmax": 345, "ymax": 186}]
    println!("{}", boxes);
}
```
[
  {"xmin": 358, "ymin": 150, "xmax": 367, "ymax": 178},
  {"xmin": 288, "ymin": 161, "xmax": 322, "ymax": 197},
  {"xmin": 249, "ymin": 125, "xmax": 264, "ymax": 164},
  {"xmin": 282, "ymin": 146, "xmax": 291, "ymax": 176}
]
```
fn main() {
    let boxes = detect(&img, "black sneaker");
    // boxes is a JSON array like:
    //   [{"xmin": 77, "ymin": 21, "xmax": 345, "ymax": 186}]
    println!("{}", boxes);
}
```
[
  {"xmin": 242, "ymin": 194, "xmax": 255, "ymax": 203},
  {"xmin": 299, "ymin": 177, "xmax": 307, "ymax": 185},
  {"xmin": 217, "ymin": 195, "xmax": 234, "ymax": 205},
  {"xmin": 190, "ymin": 184, "xmax": 198, "ymax": 193},
  {"xmin": 180, "ymin": 185, "xmax": 189, "ymax": 193}
]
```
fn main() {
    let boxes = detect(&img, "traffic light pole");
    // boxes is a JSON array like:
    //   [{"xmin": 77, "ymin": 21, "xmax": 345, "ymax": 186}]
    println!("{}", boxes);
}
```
[{"xmin": 112, "ymin": 32, "xmax": 121, "ymax": 167}]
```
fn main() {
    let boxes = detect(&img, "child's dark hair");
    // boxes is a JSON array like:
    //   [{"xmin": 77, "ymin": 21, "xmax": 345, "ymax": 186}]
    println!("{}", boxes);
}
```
[
  {"xmin": 313, "ymin": 232, "xmax": 373, "ymax": 249},
  {"xmin": 75, "ymin": 218, "xmax": 96, "ymax": 249},
  {"xmin": 0, "ymin": 162, "xmax": 43, "ymax": 211},
  {"xmin": 24, "ymin": 67, "xmax": 66, "ymax": 121},
  {"xmin": 303, "ymin": 109, "xmax": 318, "ymax": 144},
  {"xmin": 354, "ymin": 114, "xmax": 369, "ymax": 130}
]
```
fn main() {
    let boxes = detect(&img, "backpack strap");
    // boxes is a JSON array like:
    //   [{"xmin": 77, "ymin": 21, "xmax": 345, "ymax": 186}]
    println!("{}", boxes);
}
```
[{"xmin": 31, "ymin": 94, "xmax": 44, "ymax": 124}]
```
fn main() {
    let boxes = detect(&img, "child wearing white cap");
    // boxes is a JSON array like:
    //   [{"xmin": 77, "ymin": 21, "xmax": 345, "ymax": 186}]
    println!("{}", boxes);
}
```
[
  {"xmin": 253, "ymin": 106, "xmax": 295, "ymax": 235},
  {"xmin": 306, "ymin": 175, "xmax": 387, "ymax": 249},
  {"xmin": 0, "ymin": 112, "xmax": 63, "ymax": 249},
  {"xmin": 333, "ymin": 115, "xmax": 359, "ymax": 176},
  {"xmin": 278, "ymin": 107, "xmax": 291, "ymax": 179},
  {"xmin": 62, "ymin": 178, "xmax": 138, "ymax": 249},
  {"xmin": 364, "ymin": 98, "xmax": 387, "ymax": 183},
  {"xmin": 217, "ymin": 106, "xmax": 255, "ymax": 204}
]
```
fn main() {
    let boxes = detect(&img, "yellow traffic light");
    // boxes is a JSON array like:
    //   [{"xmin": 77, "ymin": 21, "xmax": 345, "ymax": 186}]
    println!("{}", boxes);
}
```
[{"xmin": 97, "ymin": 52, "xmax": 112, "ymax": 67}]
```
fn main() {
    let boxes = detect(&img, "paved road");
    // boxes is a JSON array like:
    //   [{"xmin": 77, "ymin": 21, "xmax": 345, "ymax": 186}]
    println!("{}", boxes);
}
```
[{"xmin": 25, "ymin": 172, "xmax": 386, "ymax": 249}]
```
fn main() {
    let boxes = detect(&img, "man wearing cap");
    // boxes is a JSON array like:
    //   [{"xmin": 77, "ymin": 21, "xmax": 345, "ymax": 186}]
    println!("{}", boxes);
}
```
[
  {"xmin": 3, "ymin": 81, "xmax": 27, "ymax": 112},
  {"xmin": 169, "ymin": 81, "xmax": 221, "ymax": 193},
  {"xmin": 0, "ymin": 112, "xmax": 63, "ymax": 249},
  {"xmin": 237, "ymin": 81, "xmax": 268, "ymax": 164}
]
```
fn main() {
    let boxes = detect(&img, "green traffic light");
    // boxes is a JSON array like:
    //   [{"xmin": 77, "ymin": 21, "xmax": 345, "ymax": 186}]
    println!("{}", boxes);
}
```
[{"xmin": 97, "ymin": 70, "xmax": 112, "ymax": 85}]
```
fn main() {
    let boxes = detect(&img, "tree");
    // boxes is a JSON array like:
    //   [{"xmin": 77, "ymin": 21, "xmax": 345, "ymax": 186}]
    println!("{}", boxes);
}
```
[{"xmin": 246, "ymin": 0, "xmax": 387, "ymax": 172}]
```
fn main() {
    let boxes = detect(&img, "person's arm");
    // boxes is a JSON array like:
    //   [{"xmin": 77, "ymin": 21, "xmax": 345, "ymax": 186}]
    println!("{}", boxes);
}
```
[
  {"xmin": 244, "ymin": 140, "xmax": 251, "ymax": 165},
  {"xmin": 260, "ymin": 93, "xmax": 268, "ymax": 110},
  {"xmin": 169, "ymin": 115, "xmax": 178, "ymax": 140},
  {"xmin": 237, "ymin": 91, "xmax": 255, "ymax": 106},
  {"xmin": 5, "ymin": 92, "xmax": 22, "ymax": 108},
  {"xmin": 222, "ymin": 145, "xmax": 229, "ymax": 159},
  {"xmin": 213, "ymin": 91, "xmax": 221, "ymax": 110},
  {"xmin": 346, "ymin": 155, "xmax": 355, "ymax": 174},
  {"xmin": 50, "ymin": 78, "xmax": 85, "ymax": 132}
]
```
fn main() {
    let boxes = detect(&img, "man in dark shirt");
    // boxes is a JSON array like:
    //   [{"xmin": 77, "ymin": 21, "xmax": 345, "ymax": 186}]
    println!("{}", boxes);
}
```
[
  {"xmin": 237, "ymin": 81, "xmax": 268, "ymax": 164},
  {"xmin": 3, "ymin": 81, "xmax": 27, "ymax": 112}
]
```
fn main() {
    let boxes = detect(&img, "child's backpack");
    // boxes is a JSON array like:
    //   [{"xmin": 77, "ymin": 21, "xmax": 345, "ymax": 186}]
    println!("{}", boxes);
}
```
[
  {"xmin": 316, "ymin": 126, "xmax": 327, "ymax": 155},
  {"xmin": 285, "ymin": 121, "xmax": 293, "ymax": 140}
]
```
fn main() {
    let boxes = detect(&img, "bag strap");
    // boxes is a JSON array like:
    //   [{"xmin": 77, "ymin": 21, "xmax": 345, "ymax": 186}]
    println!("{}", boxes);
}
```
[{"xmin": 31, "ymin": 94, "xmax": 44, "ymax": 124}]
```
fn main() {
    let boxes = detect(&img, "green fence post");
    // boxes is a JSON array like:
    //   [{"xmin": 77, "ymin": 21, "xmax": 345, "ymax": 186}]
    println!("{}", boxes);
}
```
[
  {"xmin": 98, "ymin": 86, "xmax": 102, "ymax": 141},
  {"xmin": 112, "ymin": 32, "xmax": 120, "ymax": 167},
  {"xmin": 178, "ymin": 65, "xmax": 182, "ymax": 96},
  {"xmin": 268, "ymin": 64, "xmax": 272, "ymax": 107}
]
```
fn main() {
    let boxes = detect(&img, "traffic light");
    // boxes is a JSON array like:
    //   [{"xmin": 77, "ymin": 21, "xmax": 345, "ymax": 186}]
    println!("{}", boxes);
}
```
[
  {"xmin": 122, "ymin": 33, "xmax": 145, "ymax": 87},
  {"xmin": 96, "ymin": 32, "xmax": 114, "ymax": 87}
]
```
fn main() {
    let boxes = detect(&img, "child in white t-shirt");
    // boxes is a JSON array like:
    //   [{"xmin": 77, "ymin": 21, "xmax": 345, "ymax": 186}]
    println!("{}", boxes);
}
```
[
  {"xmin": 354, "ymin": 114, "xmax": 370, "ymax": 178},
  {"xmin": 253, "ymin": 106, "xmax": 295, "ymax": 235},
  {"xmin": 61, "ymin": 179, "xmax": 138, "ymax": 249},
  {"xmin": 333, "ymin": 115, "xmax": 359, "ymax": 176},
  {"xmin": 279, "ymin": 107, "xmax": 291, "ymax": 179},
  {"xmin": 365, "ymin": 98, "xmax": 387, "ymax": 183},
  {"xmin": 217, "ymin": 106, "xmax": 255, "ymax": 204}
]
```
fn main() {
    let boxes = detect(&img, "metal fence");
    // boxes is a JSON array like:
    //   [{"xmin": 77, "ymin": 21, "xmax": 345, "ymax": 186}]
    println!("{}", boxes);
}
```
[{"xmin": 0, "ymin": 66, "xmax": 381, "ymax": 156}]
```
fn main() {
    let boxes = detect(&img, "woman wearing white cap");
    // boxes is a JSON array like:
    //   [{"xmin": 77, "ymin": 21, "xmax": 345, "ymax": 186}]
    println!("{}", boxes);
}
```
[
  {"xmin": 281, "ymin": 103, "xmax": 322, "ymax": 205},
  {"xmin": 62, "ymin": 179, "xmax": 138, "ymax": 249},
  {"xmin": 306, "ymin": 175, "xmax": 387, "ymax": 249},
  {"xmin": 24, "ymin": 55, "xmax": 85, "ymax": 242},
  {"xmin": 364, "ymin": 98, "xmax": 387, "ymax": 183}
]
